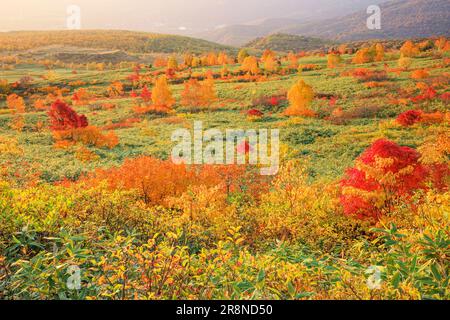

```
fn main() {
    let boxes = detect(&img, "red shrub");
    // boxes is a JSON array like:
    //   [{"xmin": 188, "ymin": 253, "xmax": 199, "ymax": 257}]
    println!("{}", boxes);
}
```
[
  {"xmin": 340, "ymin": 139, "xmax": 428, "ymax": 220},
  {"xmin": 247, "ymin": 109, "xmax": 264, "ymax": 117},
  {"xmin": 140, "ymin": 85, "xmax": 152, "ymax": 102},
  {"xmin": 440, "ymin": 92, "xmax": 450, "ymax": 102},
  {"xmin": 48, "ymin": 100, "xmax": 88, "ymax": 131},
  {"xmin": 396, "ymin": 110, "xmax": 423, "ymax": 127}
]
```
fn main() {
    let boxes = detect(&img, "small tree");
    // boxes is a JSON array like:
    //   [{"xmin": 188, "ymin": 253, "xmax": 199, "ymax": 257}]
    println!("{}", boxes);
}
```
[
  {"xmin": 400, "ymin": 40, "xmax": 419, "ymax": 57},
  {"xmin": 241, "ymin": 56, "xmax": 259, "ymax": 75},
  {"xmin": 6, "ymin": 94, "xmax": 26, "ymax": 113},
  {"xmin": 284, "ymin": 79, "xmax": 315, "ymax": 117},
  {"xmin": 375, "ymin": 43, "xmax": 385, "ymax": 62},
  {"xmin": 167, "ymin": 56, "xmax": 178, "ymax": 70},
  {"xmin": 48, "ymin": 100, "xmax": 88, "ymax": 131},
  {"xmin": 398, "ymin": 54, "xmax": 412, "ymax": 70},
  {"xmin": 152, "ymin": 76, "xmax": 175, "ymax": 109},
  {"xmin": 352, "ymin": 48, "xmax": 372, "ymax": 64}
]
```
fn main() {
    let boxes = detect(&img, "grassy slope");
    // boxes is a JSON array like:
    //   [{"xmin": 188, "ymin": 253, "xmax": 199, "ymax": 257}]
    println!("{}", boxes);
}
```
[
  {"xmin": 0, "ymin": 30, "xmax": 236, "ymax": 55},
  {"xmin": 245, "ymin": 33, "xmax": 334, "ymax": 53},
  {"xmin": 1, "ymin": 50, "xmax": 449, "ymax": 184}
]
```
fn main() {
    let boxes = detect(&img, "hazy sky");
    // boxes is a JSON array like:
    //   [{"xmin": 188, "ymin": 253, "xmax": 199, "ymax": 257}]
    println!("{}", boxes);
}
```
[{"xmin": 0, "ymin": 0, "xmax": 387, "ymax": 33}]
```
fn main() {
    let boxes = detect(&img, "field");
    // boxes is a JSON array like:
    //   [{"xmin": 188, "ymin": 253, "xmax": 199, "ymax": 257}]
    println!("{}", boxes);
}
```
[{"xmin": 0, "ymin": 34, "xmax": 449, "ymax": 300}]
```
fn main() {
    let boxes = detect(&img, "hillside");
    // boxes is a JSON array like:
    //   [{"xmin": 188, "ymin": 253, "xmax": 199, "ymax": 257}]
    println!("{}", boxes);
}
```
[
  {"xmin": 197, "ymin": 0, "xmax": 450, "ymax": 45},
  {"xmin": 0, "ymin": 30, "xmax": 236, "ymax": 55},
  {"xmin": 283, "ymin": 0, "xmax": 450, "ymax": 41},
  {"xmin": 195, "ymin": 0, "xmax": 389, "ymax": 45},
  {"xmin": 245, "ymin": 33, "xmax": 333, "ymax": 52}
]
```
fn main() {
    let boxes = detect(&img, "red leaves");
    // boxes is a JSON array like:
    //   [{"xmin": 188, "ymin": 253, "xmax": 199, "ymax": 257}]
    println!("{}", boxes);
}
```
[
  {"xmin": 140, "ymin": 85, "xmax": 152, "ymax": 102},
  {"xmin": 246, "ymin": 109, "xmax": 264, "ymax": 117},
  {"xmin": 396, "ymin": 110, "xmax": 445, "ymax": 126},
  {"xmin": 340, "ymin": 139, "xmax": 428, "ymax": 220},
  {"xmin": 396, "ymin": 110, "xmax": 423, "ymax": 126},
  {"xmin": 269, "ymin": 96, "xmax": 279, "ymax": 107},
  {"xmin": 48, "ymin": 100, "xmax": 88, "ymax": 131},
  {"xmin": 411, "ymin": 87, "xmax": 437, "ymax": 103}
]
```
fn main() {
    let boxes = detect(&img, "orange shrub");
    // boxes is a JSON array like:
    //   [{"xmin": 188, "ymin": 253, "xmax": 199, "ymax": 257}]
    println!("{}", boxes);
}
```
[
  {"xmin": 7, "ymin": 94, "xmax": 26, "ymax": 113},
  {"xmin": 411, "ymin": 69, "xmax": 430, "ymax": 80},
  {"xmin": 53, "ymin": 126, "xmax": 119, "ymax": 149}
]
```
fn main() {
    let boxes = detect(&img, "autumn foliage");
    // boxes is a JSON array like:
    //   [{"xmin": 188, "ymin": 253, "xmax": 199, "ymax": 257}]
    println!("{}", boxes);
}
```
[
  {"xmin": 48, "ymin": 100, "xmax": 88, "ymax": 131},
  {"xmin": 340, "ymin": 139, "xmax": 429, "ymax": 220},
  {"xmin": 152, "ymin": 76, "xmax": 175, "ymax": 110},
  {"xmin": 284, "ymin": 79, "xmax": 315, "ymax": 117},
  {"xmin": 181, "ymin": 76, "xmax": 217, "ymax": 110}
]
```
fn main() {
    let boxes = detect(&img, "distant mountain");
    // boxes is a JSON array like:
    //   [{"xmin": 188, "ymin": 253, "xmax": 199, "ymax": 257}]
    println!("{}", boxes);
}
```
[
  {"xmin": 0, "ymin": 30, "xmax": 236, "ymax": 55},
  {"xmin": 198, "ymin": 0, "xmax": 450, "ymax": 46},
  {"xmin": 245, "ymin": 33, "xmax": 333, "ymax": 52},
  {"xmin": 282, "ymin": 0, "xmax": 450, "ymax": 41},
  {"xmin": 196, "ymin": 0, "xmax": 390, "ymax": 45}
]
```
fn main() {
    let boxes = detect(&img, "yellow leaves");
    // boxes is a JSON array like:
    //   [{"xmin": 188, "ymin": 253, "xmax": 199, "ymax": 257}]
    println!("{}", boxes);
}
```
[
  {"xmin": 0, "ymin": 136, "xmax": 23, "ymax": 156},
  {"xmin": 418, "ymin": 129, "xmax": 450, "ymax": 165},
  {"xmin": 398, "ymin": 54, "xmax": 412, "ymax": 70},
  {"xmin": 284, "ymin": 79, "xmax": 315, "ymax": 117},
  {"xmin": 75, "ymin": 146, "xmax": 100, "ymax": 163},
  {"xmin": 263, "ymin": 55, "xmax": 278, "ymax": 73},
  {"xmin": 9, "ymin": 115, "xmax": 25, "ymax": 132},
  {"xmin": 327, "ymin": 53, "xmax": 342, "ymax": 68},
  {"xmin": 167, "ymin": 56, "xmax": 178, "ymax": 70}
]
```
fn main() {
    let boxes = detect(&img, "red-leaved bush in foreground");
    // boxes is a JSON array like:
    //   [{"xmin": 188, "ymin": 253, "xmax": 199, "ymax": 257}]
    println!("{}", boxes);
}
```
[
  {"xmin": 340, "ymin": 139, "xmax": 436, "ymax": 220},
  {"xmin": 48, "ymin": 100, "xmax": 88, "ymax": 131}
]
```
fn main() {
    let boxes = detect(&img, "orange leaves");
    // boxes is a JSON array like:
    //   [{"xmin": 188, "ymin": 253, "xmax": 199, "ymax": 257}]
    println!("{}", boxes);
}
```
[
  {"xmin": 181, "ymin": 76, "xmax": 217, "ymax": 110},
  {"xmin": 72, "ymin": 88, "xmax": 93, "ymax": 105},
  {"xmin": 284, "ymin": 79, "xmax": 315, "ymax": 117},
  {"xmin": 411, "ymin": 69, "xmax": 430, "ymax": 80},
  {"xmin": 34, "ymin": 99, "xmax": 47, "ymax": 111},
  {"xmin": 107, "ymin": 81, "xmax": 124, "ymax": 98},
  {"xmin": 153, "ymin": 57, "xmax": 167, "ymax": 68},
  {"xmin": 133, "ymin": 105, "xmax": 173, "ymax": 115},
  {"xmin": 152, "ymin": 76, "xmax": 175, "ymax": 110},
  {"xmin": 374, "ymin": 43, "xmax": 385, "ymax": 62},
  {"xmin": 241, "ymin": 56, "xmax": 259, "ymax": 75},
  {"xmin": 7, "ymin": 94, "xmax": 26, "ymax": 113},
  {"xmin": 53, "ymin": 126, "xmax": 119, "ymax": 149},
  {"xmin": 400, "ymin": 40, "xmax": 419, "ymax": 58},
  {"xmin": 77, "ymin": 157, "xmax": 267, "ymax": 205},
  {"xmin": 352, "ymin": 48, "xmax": 372, "ymax": 64}
]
